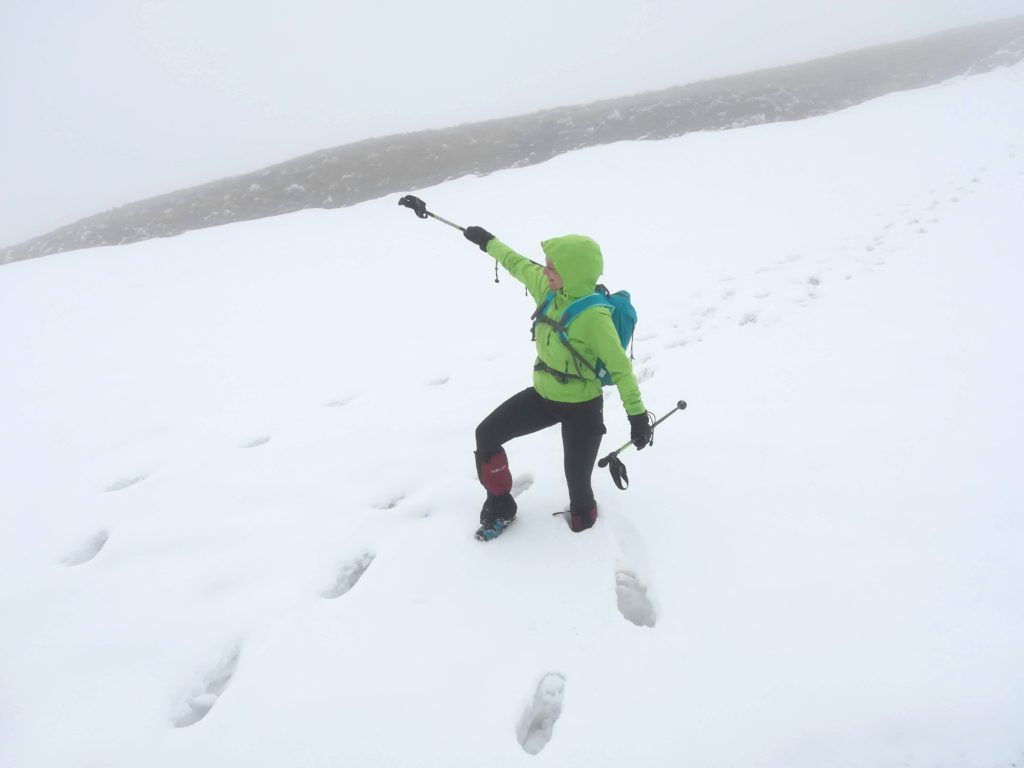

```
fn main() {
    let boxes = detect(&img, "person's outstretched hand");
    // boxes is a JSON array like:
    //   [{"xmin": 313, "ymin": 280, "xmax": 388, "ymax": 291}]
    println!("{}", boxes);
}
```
[
  {"xmin": 464, "ymin": 226, "xmax": 495, "ymax": 252},
  {"xmin": 628, "ymin": 412, "xmax": 654, "ymax": 450}
]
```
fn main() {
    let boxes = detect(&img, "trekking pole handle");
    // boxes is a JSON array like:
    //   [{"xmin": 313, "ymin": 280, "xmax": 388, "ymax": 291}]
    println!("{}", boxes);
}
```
[
  {"xmin": 598, "ymin": 400, "xmax": 687, "ymax": 467},
  {"xmin": 598, "ymin": 440, "xmax": 634, "ymax": 467},
  {"xmin": 398, "ymin": 194, "xmax": 465, "ymax": 232}
]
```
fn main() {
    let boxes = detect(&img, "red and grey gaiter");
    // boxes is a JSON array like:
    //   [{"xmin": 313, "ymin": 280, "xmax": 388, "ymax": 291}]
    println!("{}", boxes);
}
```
[{"xmin": 475, "ymin": 448, "xmax": 513, "ymax": 496}]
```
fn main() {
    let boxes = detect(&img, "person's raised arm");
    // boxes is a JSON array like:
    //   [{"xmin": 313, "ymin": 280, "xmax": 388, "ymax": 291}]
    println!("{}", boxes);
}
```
[{"xmin": 464, "ymin": 226, "xmax": 548, "ymax": 304}]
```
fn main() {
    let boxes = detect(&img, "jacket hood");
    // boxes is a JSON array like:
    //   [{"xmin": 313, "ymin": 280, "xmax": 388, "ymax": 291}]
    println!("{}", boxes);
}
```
[{"xmin": 540, "ymin": 235, "xmax": 603, "ymax": 298}]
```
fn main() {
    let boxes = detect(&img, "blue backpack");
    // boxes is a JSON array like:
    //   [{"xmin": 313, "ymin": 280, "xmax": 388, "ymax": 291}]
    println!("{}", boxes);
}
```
[{"xmin": 531, "ymin": 284, "xmax": 637, "ymax": 386}]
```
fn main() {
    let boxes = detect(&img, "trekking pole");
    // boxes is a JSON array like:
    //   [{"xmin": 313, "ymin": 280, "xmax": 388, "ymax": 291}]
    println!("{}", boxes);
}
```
[
  {"xmin": 399, "ymin": 193, "xmax": 505, "ymax": 283},
  {"xmin": 598, "ymin": 400, "xmax": 687, "ymax": 490},
  {"xmin": 398, "ymin": 195, "xmax": 464, "ymax": 232}
]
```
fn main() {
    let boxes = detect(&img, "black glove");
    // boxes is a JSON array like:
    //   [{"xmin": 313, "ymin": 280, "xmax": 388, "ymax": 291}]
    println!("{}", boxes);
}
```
[
  {"xmin": 628, "ymin": 412, "xmax": 654, "ymax": 450},
  {"xmin": 464, "ymin": 225, "xmax": 495, "ymax": 252}
]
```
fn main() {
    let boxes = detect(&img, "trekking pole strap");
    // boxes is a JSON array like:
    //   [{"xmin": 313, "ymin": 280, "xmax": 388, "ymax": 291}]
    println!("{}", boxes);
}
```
[
  {"xmin": 607, "ymin": 454, "xmax": 629, "ymax": 490},
  {"xmin": 597, "ymin": 400, "xmax": 688, "ymax": 490}
]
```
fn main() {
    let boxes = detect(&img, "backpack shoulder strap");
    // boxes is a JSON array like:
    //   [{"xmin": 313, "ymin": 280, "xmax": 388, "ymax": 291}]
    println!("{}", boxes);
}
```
[
  {"xmin": 559, "ymin": 293, "xmax": 614, "ymax": 329},
  {"xmin": 530, "ymin": 291, "xmax": 612, "ymax": 377},
  {"xmin": 530, "ymin": 291, "xmax": 556, "ymax": 322},
  {"xmin": 530, "ymin": 291, "xmax": 556, "ymax": 342}
]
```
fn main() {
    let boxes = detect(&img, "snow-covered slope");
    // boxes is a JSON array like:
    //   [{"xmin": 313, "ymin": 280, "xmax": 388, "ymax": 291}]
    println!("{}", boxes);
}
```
[{"xmin": 1, "ymin": 65, "xmax": 1022, "ymax": 768}]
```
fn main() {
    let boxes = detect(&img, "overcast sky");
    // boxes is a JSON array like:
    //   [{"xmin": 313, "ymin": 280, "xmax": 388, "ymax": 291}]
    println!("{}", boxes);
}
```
[{"xmin": 2, "ymin": 0, "xmax": 1023, "ymax": 248}]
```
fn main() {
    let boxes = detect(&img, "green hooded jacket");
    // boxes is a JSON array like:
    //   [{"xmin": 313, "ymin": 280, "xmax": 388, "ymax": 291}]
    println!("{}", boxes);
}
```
[{"xmin": 485, "ymin": 235, "xmax": 646, "ymax": 416}]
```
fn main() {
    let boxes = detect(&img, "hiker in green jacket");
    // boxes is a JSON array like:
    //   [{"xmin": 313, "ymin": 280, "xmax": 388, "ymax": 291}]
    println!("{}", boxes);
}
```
[{"xmin": 463, "ymin": 225, "xmax": 653, "ymax": 541}]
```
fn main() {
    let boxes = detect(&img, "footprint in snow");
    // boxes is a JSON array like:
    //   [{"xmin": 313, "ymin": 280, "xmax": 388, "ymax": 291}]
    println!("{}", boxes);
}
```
[
  {"xmin": 373, "ymin": 494, "xmax": 405, "ymax": 510},
  {"xmin": 517, "ymin": 672, "xmax": 566, "ymax": 755},
  {"xmin": 240, "ymin": 436, "xmax": 270, "ymax": 448},
  {"xmin": 61, "ymin": 530, "xmax": 109, "ymax": 566},
  {"xmin": 325, "ymin": 397, "xmax": 354, "ymax": 408},
  {"xmin": 322, "ymin": 552, "xmax": 375, "ymax": 599},
  {"xmin": 637, "ymin": 367, "xmax": 656, "ymax": 383},
  {"xmin": 738, "ymin": 312, "xmax": 758, "ymax": 326},
  {"xmin": 172, "ymin": 646, "xmax": 241, "ymax": 728},
  {"xmin": 689, "ymin": 308, "xmax": 715, "ymax": 331},
  {"xmin": 615, "ymin": 570, "xmax": 657, "ymax": 628},
  {"xmin": 104, "ymin": 475, "xmax": 148, "ymax": 493},
  {"xmin": 511, "ymin": 475, "xmax": 535, "ymax": 498},
  {"xmin": 427, "ymin": 376, "xmax": 450, "ymax": 386}
]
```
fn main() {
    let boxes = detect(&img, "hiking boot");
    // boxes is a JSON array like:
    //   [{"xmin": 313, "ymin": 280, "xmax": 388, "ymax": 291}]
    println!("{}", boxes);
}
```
[
  {"xmin": 569, "ymin": 506, "xmax": 597, "ymax": 533},
  {"xmin": 476, "ymin": 494, "xmax": 517, "ymax": 541},
  {"xmin": 475, "ymin": 516, "xmax": 513, "ymax": 541},
  {"xmin": 480, "ymin": 493, "xmax": 517, "ymax": 526}
]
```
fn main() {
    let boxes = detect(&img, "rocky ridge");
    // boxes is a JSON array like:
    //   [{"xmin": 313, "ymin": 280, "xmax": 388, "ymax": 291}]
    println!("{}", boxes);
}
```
[{"xmin": 3, "ymin": 15, "xmax": 1023, "ymax": 265}]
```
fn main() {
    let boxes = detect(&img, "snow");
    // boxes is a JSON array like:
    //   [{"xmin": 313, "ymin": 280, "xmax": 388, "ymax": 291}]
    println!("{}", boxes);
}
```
[{"xmin": 2, "ymin": 65, "xmax": 1023, "ymax": 767}]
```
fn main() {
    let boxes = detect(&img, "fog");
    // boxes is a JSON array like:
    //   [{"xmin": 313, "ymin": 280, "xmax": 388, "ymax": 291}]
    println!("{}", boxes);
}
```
[{"xmin": 2, "ymin": 0, "xmax": 1022, "ymax": 247}]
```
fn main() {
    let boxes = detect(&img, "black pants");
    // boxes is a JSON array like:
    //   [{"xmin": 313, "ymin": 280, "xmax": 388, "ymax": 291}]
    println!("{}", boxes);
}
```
[{"xmin": 476, "ymin": 387, "xmax": 606, "ymax": 515}]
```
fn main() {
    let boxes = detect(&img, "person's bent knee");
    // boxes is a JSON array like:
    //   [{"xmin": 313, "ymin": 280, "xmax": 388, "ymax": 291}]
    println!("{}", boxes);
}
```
[{"xmin": 475, "ymin": 419, "xmax": 499, "ymax": 454}]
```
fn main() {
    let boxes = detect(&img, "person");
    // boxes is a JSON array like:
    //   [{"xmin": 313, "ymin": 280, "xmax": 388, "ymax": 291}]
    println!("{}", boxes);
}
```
[{"xmin": 463, "ymin": 224, "xmax": 653, "ymax": 541}]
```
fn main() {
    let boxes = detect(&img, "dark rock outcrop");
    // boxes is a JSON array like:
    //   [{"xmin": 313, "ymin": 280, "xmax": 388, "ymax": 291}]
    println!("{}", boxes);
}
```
[{"xmin": 3, "ymin": 15, "xmax": 1023, "ymax": 265}]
